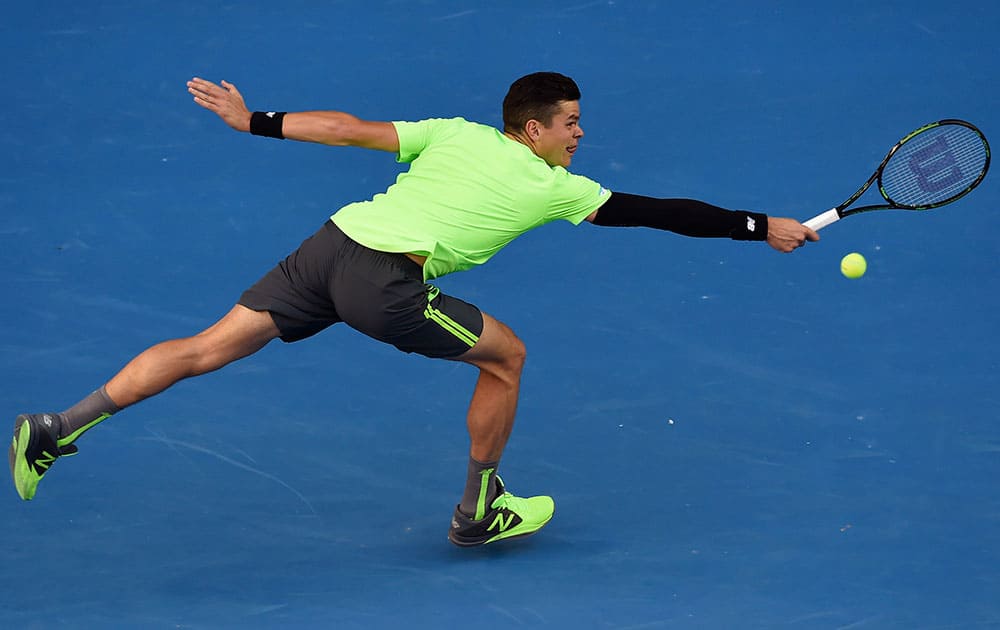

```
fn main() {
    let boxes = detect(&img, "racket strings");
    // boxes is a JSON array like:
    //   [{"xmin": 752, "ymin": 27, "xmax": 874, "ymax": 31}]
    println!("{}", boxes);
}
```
[{"xmin": 881, "ymin": 124, "xmax": 988, "ymax": 208}]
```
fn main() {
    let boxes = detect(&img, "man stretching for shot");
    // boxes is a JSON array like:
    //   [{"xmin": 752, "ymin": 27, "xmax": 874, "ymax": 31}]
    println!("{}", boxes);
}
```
[{"xmin": 10, "ymin": 72, "xmax": 817, "ymax": 546}]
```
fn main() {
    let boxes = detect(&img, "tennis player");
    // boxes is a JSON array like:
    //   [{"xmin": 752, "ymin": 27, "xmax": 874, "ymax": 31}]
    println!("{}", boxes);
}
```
[{"xmin": 9, "ymin": 72, "xmax": 818, "ymax": 546}]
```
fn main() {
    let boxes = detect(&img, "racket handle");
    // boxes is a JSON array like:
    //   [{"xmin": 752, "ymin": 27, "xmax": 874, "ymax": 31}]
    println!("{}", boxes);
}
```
[{"xmin": 803, "ymin": 208, "xmax": 840, "ymax": 231}]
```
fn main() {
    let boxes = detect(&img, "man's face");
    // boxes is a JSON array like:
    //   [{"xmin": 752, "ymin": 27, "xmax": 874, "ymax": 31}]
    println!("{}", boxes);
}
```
[{"xmin": 532, "ymin": 100, "xmax": 584, "ymax": 167}]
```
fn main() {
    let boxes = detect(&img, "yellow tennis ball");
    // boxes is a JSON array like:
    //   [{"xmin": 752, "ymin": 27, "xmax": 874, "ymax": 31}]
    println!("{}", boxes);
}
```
[{"xmin": 840, "ymin": 252, "xmax": 867, "ymax": 279}]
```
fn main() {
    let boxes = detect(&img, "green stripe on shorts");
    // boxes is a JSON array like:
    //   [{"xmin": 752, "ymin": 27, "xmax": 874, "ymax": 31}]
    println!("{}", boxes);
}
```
[{"xmin": 424, "ymin": 285, "xmax": 479, "ymax": 348}]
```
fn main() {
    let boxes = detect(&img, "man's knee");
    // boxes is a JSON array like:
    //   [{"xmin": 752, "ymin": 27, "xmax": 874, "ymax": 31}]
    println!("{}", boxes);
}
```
[
  {"xmin": 456, "ymin": 314, "xmax": 526, "ymax": 383},
  {"xmin": 484, "ymin": 327, "xmax": 526, "ymax": 383},
  {"xmin": 190, "ymin": 306, "xmax": 279, "ymax": 371},
  {"xmin": 505, "ymin": 333, "xmax": 527, "ymax": 371}
]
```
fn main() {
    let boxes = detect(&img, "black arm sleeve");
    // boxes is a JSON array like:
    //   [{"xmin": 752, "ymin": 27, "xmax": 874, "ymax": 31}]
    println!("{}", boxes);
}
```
[{"xmin": 590, "ymin": 191, "xmax": 768, "ymax": 241}]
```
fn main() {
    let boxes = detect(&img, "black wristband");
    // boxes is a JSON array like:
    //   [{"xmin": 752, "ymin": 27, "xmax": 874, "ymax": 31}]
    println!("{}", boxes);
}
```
[
  {"xmin": 730, "ymin": 211, "xmax": 768, "ymax": 241},
  {"xmin": 249, "ymin": 111, "xmax": 286, "ymax": 139}
]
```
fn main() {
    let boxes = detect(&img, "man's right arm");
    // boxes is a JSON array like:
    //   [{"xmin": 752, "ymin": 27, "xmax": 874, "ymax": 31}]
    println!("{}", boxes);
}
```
[
  {"xmin": 187, "ymin": 77, "xmax": 399, "ymax": 153},
  {"xmin": 587, "ymin": 191, "xmax": 819, "ymax": 253}
]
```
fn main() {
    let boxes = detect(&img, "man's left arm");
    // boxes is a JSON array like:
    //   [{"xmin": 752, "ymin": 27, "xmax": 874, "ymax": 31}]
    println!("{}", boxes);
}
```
[
  {"xmin": 585, "ymin": 192, "xmax": 818, "ymax": 253},
  {"xmin": 187, "ymin": 77, "xmax": 399, "ymax": 152}
]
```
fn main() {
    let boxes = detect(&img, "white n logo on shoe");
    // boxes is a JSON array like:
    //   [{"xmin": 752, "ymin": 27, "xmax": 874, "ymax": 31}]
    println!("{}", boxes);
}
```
[{"xmin": 488, "ymin": 512, "xmax": 516, "ymax": 533}]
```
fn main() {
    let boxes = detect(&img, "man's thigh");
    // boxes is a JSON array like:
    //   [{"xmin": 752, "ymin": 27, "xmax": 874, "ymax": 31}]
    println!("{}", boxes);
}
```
[{"xmin": 332, "ymin": 254, "xmax": 484, "ymax": 359}]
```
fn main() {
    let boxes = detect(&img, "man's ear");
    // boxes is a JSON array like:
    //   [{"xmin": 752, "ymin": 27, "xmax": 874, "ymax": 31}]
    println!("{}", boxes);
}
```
[{"xmin": 525, "ymin": 119, "xmax": 541, "ymax": 139}]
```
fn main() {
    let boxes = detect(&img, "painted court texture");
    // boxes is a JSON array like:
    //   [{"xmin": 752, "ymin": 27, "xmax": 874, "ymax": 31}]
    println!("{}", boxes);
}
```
[{"xmin": 2, "ymin": 2, "xmax": 999, "ymax": 628}]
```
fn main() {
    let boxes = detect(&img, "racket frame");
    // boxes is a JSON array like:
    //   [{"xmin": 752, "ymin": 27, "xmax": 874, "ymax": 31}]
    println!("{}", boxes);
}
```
[{"xmin": 803, "ymin": 119, "xmax": 990, "ymax": 231}]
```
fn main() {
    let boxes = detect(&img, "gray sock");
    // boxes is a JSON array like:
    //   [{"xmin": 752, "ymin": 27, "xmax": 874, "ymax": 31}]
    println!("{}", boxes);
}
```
[
  {"xmin": 459, "ymin": 457, "xmax": 499, "ymax": 519},
  {"xmin": 57, "ymin": 385, "xmax": 121, "ymax": 445}
]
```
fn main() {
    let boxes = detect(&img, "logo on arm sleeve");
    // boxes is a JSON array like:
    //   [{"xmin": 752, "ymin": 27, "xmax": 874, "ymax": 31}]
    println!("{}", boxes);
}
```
[{"xmin": 746, "ymin": 216, "xmax": 756, "ymax": 232}]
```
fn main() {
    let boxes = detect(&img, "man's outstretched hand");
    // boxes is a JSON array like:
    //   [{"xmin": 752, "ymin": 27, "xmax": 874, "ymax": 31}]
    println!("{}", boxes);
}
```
[
  {"xmin": 767, "ymin": 217, "xmax": 820, "ymax": 252},
  {"xmin": 187, "ymin": 77, "xmax": 251, "ymax": 132}
]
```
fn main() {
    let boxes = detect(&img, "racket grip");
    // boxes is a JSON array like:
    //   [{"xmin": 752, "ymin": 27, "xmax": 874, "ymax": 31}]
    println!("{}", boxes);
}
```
[{"xmin": 803, "ymin": 208, "xmax": 840, "ymax": 231}]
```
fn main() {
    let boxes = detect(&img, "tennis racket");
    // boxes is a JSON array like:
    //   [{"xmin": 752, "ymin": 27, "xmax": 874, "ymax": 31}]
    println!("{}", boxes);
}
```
[{"xmin": 804, "ymin": 119, "xmax": 990, "ymax": 231}]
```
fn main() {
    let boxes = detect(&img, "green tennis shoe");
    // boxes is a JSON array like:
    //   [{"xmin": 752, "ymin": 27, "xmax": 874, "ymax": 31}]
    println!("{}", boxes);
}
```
[
  {"xmin": 448, "ymin": 477, "xmax": 554, "ymax": 547},
  {"xmin": 9, "ymin": 413, "xmax": 77, "ymax": 500}
]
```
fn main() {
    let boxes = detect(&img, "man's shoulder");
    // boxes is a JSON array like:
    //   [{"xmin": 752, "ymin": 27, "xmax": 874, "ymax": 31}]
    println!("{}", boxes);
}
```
[
  {"xmin": 397, "ymin": 117, "xmax": 499, "ymax": 141},
  {"xmin": 400, "ymin": 116, "xmax": 482, "ymax": 129}
]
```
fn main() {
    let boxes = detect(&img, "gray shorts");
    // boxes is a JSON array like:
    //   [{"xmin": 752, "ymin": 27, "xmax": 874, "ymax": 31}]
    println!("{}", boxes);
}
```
[{"xmin": 239, "ymin": 221, "xmax": 483, "ymax": 359}]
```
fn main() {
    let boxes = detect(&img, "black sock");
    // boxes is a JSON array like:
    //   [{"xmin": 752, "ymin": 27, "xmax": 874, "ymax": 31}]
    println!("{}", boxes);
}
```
[
  {"xmin": 459, "ymin": 457, "xmax": 499, "ymax": 519},
  {"xmin": 57, "ymin": 385, "xmax": 121, "ymax": 446}
]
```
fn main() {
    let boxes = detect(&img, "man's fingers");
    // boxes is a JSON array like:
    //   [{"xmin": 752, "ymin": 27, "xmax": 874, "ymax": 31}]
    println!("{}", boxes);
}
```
[
  {"xmin": 188, "ymin": 78, "xmax": 244, "ymax": 111},
  {"xmin": 188, "ymin": 77, "xmax": 231, "ymax": 99},
  {"xmin": 187, "ymin": 76, "xmax": 250, "ymax": 131},
  {"xmin": 187, "ymin": 77, "xmax": 217, "ymax": 93},
  {"xmin": 187, "ymin": 80, "xmax": 213, "ymax": 99},
  {"xmin": 187, "ymin": 81, "xmax": 232, "ymax": 110},
  {"xmin": 188, "ymin": 89, "xmax": 214, "ymax": 107}
]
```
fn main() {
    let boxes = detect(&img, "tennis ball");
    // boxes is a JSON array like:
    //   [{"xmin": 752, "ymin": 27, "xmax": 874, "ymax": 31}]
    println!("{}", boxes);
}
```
[{"xmin": 840, "ymin": 252, "xmax": 867, "ymax": 279}]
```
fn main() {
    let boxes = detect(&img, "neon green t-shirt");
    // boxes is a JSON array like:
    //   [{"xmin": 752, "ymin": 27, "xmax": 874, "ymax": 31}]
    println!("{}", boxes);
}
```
[{"xmin": 331, "ymin": 117, "xmax": 611, "ymax": 281}]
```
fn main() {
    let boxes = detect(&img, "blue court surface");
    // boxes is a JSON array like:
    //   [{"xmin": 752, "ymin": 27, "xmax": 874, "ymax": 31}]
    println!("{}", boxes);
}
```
[{"xmin": 3, "ymin": 2, "xmax": 1000, "ymax": 628}]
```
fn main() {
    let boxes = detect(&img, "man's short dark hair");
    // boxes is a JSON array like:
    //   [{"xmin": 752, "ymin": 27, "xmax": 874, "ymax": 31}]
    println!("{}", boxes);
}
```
[{"xmin": 502, "ymin": 72, "xmax": 581, "ymax": 134}]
